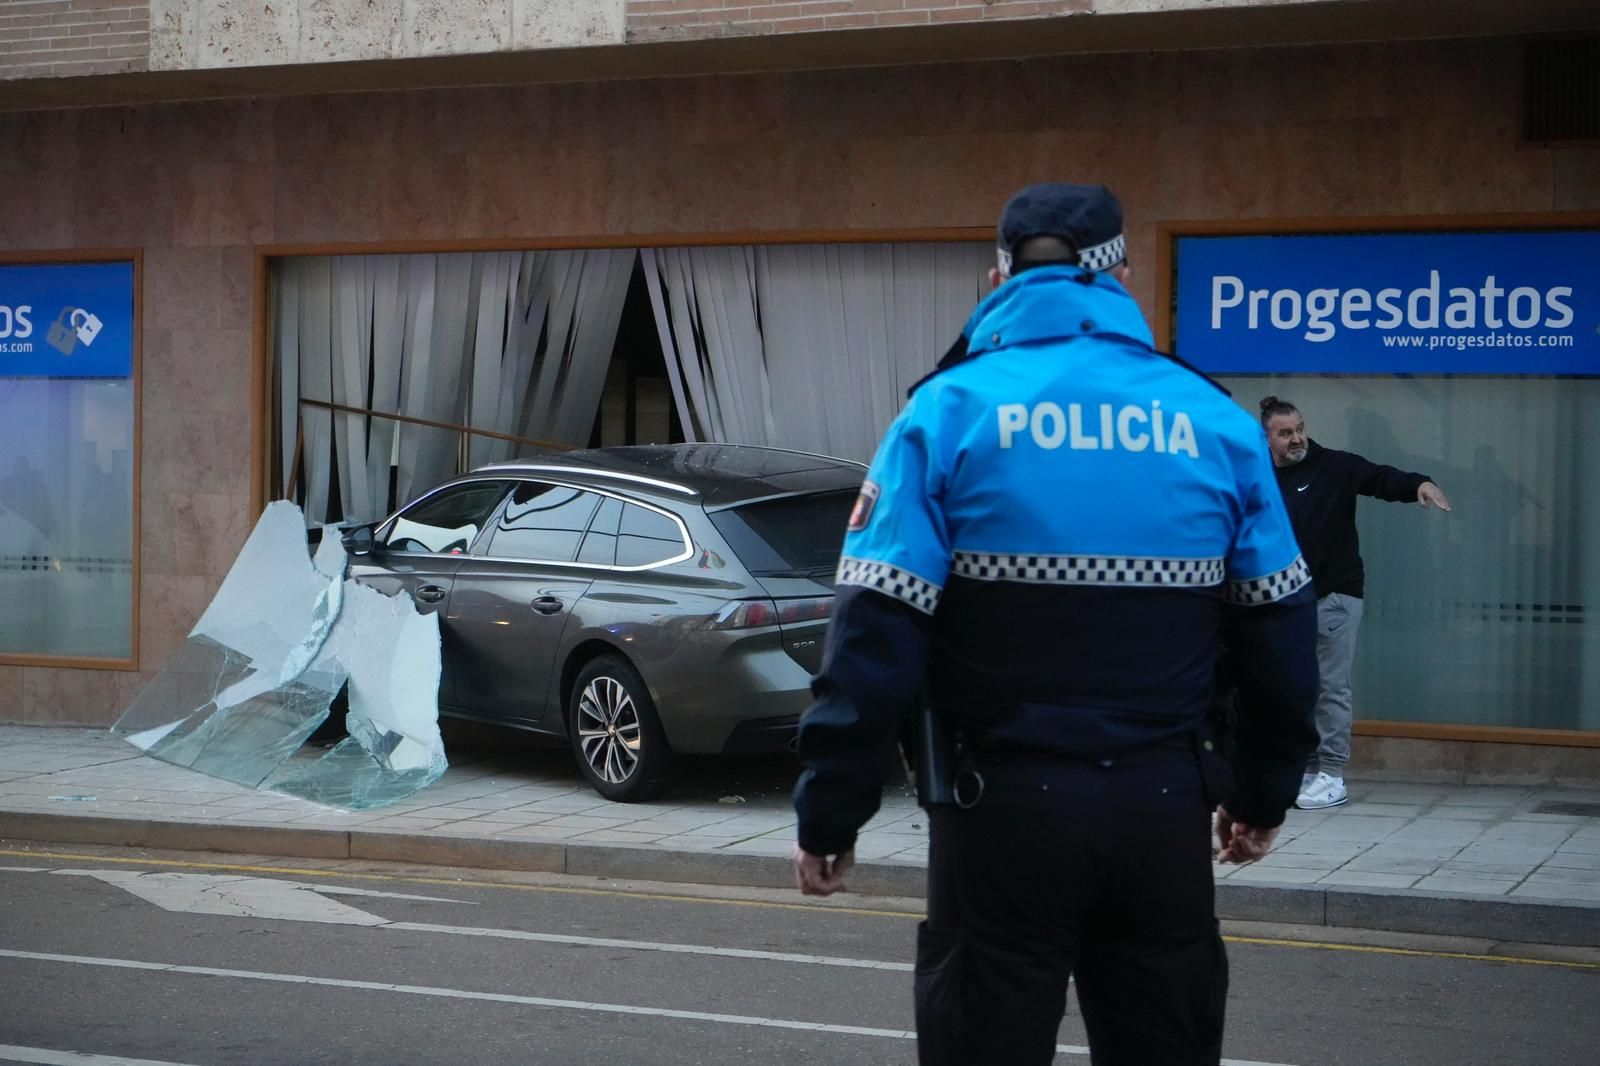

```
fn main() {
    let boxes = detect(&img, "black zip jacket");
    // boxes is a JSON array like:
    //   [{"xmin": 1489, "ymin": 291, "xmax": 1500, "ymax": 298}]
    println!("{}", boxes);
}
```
[{"xmin": 1273, "ymin": 440, "xmax": 1430, "ymax": 599}]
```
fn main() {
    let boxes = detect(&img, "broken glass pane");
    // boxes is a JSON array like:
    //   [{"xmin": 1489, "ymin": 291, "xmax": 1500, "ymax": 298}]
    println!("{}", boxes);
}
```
[
  {"xmin": 112, "ymin": 500, "xmax": 446, "ymax": 808},
  {"xmin": 112, "ymin": 502, "xmax": 346, "ymax": 787},
  {"xmin": 267, "ymin": 579, "xmax": 447, "ymax": 808},
  {"xmin": 114, "ymin": 637, "xmax": 346, "ymax": 788}
]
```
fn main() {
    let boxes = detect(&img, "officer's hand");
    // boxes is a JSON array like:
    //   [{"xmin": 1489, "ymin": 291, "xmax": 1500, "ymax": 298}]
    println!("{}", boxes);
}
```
[
  {"xmin": 1215, "ymin": 806, "xmax": 1280, "ymax": 864},
  {"xmin": 1418, "ymin": 481, "xmax": 1452, "ymax": 511},
  {"xmin": 792, "ymin": 844, "xmax": 855, "ymax": 896}
]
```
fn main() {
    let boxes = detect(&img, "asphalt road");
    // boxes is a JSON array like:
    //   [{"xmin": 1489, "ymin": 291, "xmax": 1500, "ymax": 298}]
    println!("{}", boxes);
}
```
[{"xmin": 0, "ymin": 844, "xmax": 1596, "ymax": 1065}]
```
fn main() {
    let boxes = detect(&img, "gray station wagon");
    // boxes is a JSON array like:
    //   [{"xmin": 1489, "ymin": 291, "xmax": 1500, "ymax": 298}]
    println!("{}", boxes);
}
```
[{"xmin": 344, "ymin": 444, "xmax": 864, "ymax": 801}]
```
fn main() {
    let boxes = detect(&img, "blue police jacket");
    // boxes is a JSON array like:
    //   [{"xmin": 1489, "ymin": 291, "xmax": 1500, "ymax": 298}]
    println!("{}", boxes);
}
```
[{"xmin": 793, "ymin": 265, "xmax": 1319, "ymax": 857}]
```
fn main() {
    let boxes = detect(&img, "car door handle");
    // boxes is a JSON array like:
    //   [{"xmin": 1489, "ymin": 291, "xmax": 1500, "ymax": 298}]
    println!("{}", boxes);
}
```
[
  {"xmin": 531, "ymin": 596, "xmax": 565, "ymax": 615},
  {"xmin": 415, "ymin": 584, "xmax": 447, "ymax": 604}
]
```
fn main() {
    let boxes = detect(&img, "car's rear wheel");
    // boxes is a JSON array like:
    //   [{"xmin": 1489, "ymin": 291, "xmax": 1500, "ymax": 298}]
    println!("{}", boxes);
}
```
[{"xmin": 568, "ymin": 654, "xmax": 674, "ymax": 802}]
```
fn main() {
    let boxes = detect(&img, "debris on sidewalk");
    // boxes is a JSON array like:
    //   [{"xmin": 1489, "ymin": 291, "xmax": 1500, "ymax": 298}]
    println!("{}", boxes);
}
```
[{"xmin": 109, "ymin": 501, "xmax": 446, "ymax": 810}]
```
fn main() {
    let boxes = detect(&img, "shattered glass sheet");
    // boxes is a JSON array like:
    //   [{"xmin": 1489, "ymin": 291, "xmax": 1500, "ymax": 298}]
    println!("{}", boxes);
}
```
[
  {"xmin": 266, "ymin": 579, "xmax": 445, "ymax": 807},
  {"xmin": 112, "ymin": 501, "xmax": 446, "ymax": 809}
]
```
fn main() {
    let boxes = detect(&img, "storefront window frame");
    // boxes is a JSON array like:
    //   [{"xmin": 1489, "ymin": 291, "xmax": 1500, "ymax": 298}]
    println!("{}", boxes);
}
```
[
  {"xmin": 253, "ymin": 228, "xmax": 993, "ymax": 529},
  {"xmin": 0, "ymin": 249, "xmax": 142, "ymax": 672},
  {"xmin": 1156, "ymin": 212, "xmax": 1600, "ymax": 748}
]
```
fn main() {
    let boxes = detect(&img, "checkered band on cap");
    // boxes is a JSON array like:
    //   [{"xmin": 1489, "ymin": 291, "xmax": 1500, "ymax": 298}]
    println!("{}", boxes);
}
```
[
  {"xmin": 1075, "ymin": 233, "xmax": 1126, "ymax": 272},
  {"xmin": 1224, "ymin": 556, "xmax": 1312, "ymax": 606},
  {"xmin": 836, "ymin": 556, "xmax": 943, "ymax": 615},
  {"xmin": 952, "ymin": 552, "xmax": 1225, "ymax": 588},
  {"xmin": 996, "ymin": 234, "xmax": 1126, "ymax": 277}
]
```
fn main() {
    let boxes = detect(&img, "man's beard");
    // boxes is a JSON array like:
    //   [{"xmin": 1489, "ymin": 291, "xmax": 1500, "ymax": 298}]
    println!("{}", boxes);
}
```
[{"xmin": 1284, "ymin": 446, "xmax": 1308, "ymax": 465}]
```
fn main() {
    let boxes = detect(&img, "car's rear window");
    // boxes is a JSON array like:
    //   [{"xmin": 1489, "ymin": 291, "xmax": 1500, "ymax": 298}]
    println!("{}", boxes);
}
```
[{"xmin": 708, "ymin": 490, "xmax": 857, "ymax": 577}]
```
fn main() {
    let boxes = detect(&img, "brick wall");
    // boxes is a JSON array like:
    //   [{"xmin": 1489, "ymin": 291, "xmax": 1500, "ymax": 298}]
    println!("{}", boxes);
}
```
[
  {"xmin": 0, "ymin": 0, "xmax": 149, "ymax": 80},
  {"xmin": 627, "ymin": 0, "xmax": 1099, "ymax": 40}
]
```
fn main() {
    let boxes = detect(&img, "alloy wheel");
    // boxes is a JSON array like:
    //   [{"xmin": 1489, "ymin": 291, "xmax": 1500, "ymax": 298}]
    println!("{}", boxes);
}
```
[{"xmin": 576, "ymin": 676, "xmax": 642, "ymax": 784}]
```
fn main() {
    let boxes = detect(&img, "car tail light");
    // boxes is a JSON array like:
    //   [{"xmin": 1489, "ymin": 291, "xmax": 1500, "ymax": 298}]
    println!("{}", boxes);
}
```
[
  {"xmin": 710, "ymin": 600, "xmax": 779, "ymax": 630},
  {"xmin": 776, "ymin": 596, "xmax": 833, "ymax": 625},
  {"xmin": 709, "ymin": 596, "xmax": 833, "ymax": 630}
]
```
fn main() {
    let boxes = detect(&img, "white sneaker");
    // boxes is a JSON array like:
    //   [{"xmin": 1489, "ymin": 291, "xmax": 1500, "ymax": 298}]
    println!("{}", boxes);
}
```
[
  {"xmin": 1296, "ymin": 772, "xmax": 1348, "ymax": 810},
  {"xmin": 1301, "ymin": 771, "xmax": 1317, "ymax": 792}
]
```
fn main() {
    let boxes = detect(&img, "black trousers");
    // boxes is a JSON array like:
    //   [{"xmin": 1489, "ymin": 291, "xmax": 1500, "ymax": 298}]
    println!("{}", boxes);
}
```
[{"xmin": 915, "ymin": 747, "xmax": 1227, "ymax": 1065}]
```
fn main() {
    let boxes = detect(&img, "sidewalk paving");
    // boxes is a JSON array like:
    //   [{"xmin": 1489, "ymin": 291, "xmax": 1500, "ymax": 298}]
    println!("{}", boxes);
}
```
[{"xmin": 3, "ymin": 725, "xmax": 1600, "ymax": 946}]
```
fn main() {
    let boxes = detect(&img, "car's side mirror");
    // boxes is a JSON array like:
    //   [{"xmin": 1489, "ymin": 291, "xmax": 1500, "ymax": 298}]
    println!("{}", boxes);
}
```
[{"xmin": 343, "ymin": 525, "xmax": 376, "ymax": 557}]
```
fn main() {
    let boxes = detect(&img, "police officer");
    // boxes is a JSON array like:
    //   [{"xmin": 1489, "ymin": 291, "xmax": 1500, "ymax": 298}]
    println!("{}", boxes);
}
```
[{"xmin": 791, "ymin": 183, "xmax": 1319, "ymax": 1065}]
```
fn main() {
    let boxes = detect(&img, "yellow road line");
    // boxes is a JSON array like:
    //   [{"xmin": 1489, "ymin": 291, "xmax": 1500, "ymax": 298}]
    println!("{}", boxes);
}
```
[
  {"xmin": 1223, "ymin": 935, "xmax": 1600, "ymax": 972},
  {"xmin": 5, "ymin": 847, "xmax": 1598, "ymax": 971}
]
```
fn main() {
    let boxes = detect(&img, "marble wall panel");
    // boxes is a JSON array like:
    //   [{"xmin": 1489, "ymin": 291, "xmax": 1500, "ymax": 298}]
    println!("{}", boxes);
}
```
[{"xmin": 5, "ymin": 34, "xmax": 1591, "ymax": 734}]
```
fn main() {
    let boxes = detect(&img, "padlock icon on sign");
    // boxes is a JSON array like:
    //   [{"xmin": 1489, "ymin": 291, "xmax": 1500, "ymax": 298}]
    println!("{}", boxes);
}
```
[
  {"xmin": 45, "ymin": 307, "xmax": 80, "ymax": 356},
  {"xmin": 72, "ymin": 308, "xmax": 103, "ymax": 347}
]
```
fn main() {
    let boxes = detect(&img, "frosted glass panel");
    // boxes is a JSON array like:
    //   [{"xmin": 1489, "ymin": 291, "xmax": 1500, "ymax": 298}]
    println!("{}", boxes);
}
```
[
  {"xmin": 1217, "ymin": 375, "xmax": 1600, "ymax": 731},
  {"xmin": 0, "ymin": 377, "xmax": 134, "ymax": 659}
]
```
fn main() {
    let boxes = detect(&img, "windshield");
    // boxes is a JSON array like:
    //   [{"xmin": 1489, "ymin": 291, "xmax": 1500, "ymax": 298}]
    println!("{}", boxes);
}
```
[{"xmin": 708, "ymin": 490, "xmax": 857, "ymax": 577}]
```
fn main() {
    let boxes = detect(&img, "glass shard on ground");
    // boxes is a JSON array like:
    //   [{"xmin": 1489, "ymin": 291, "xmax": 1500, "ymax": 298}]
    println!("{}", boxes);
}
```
[{"xmin": 112, "ymin": 500, "xmax": 445, "ymax": 808}]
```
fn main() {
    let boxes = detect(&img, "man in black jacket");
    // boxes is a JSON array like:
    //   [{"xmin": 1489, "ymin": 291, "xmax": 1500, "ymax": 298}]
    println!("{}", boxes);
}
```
[{"xmin": 1259, "ymin": 397, "xmax": 1452, "ymax": 811}]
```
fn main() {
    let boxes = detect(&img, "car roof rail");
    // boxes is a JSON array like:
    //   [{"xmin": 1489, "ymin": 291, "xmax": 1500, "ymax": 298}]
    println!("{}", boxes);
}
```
[
  {"xmin": 477, "ymin": 463, "xmax": 698, "ymax": 496},
  {"xmin": 746, "ymin": 446, "xmax": 869, "ymax": 470}
]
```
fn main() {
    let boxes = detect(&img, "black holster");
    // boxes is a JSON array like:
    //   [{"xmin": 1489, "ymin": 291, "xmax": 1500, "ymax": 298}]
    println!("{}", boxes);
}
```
[{"xmin": 900, "ymin": 700, "xmax": 957, "ymax": 809}]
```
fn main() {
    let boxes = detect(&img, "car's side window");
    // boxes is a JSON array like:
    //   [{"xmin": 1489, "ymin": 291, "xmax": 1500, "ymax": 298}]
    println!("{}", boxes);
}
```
[
  {"xmin": 380, "ymin": 481, "xmax": 511, "ymax": 555},
  {"xmin": 617, "ymin": 503, "xmax": 689, "ymax": 568},
  {"xmin": 482, "ymin": 481, "xmax": 605, "ymax": 563},
  {"xmin": 577, "ymin": 497, "xmax": 622, "ymax": 566}
]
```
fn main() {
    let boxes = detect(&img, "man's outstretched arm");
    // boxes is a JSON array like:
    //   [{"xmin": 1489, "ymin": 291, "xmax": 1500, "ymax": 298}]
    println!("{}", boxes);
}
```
[{"xmin": 1351, "ymin": 453, "xmax": 1448, "ymax": 509}]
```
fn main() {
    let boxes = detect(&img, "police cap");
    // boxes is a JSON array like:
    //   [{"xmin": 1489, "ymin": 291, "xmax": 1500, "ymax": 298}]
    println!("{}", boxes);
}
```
[{"xmin": 996, "ymin": 183, "xmax": 1126, "ymax": 277}]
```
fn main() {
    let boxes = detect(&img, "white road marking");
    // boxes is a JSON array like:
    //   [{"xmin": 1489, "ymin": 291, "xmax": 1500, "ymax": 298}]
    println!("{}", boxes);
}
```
[
  {"xmin": 0, "ymin": 1046, "xmax": 205, "ymax": 1066},
  {"xmin": 41, "ymin": 869, "xmax": 468, "ymax": 925},
  {"xmin": 27, "ymin": 866, "xmax": 905, "ymax": 972},
  {"xmin": 0, "ymin": 948, "xmax": 1299, "ymax": 1065},
  {"xmin": 384, "ymin": 921, "xmax": 915, "ymax": 971},
  {"xmin": 0, "ymin": 867, "xmax": 51, "ymax": 873}
]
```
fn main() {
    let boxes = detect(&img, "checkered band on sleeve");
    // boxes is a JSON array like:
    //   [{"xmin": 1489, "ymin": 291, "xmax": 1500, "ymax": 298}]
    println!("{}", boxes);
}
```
[
  {"xmin": 951, "ymin": 552, "xmax": 1225, "ymax": 588},
  {"xmin": 1076, "ymin": 233, "xmax": 1126, "ymax": 273},
  {"xmin": 1224, "ymin": 556, "xmax": 1312, "ymax": 606},
  {"xmin": 835, "ymin": 556, "xmax": 943, "ymax": 616}
]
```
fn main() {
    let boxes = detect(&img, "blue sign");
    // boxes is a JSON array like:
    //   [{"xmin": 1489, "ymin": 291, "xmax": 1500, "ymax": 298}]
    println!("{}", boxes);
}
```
[
  {"xmin": 1174, "ymin": 231, "xmax": 1600, "ymax": 375},
  {"xmin": 0, "ymin": 261, "xmax": 135, "ymax": 379}
]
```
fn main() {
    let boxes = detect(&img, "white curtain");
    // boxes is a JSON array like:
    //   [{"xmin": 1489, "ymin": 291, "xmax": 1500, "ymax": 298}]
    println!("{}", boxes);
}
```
[
  {"xmin": 643, "ymin": 241, "xmax": 990, "ymax": 462},
  {"xmin": 294, "ymin": 257, "xmax": 336, "ymax": 524},
  {"xmin": 395, "ymin": 253, "xmax": 468, "ymax": 508},
  {"xmin": 641, "ymin": 246, "xmax": 775, "ymax": 449},
  {"xmin": 274, "ymin": 249, "xmax": 635, "ymax": 525},
  {"xmin": 502, "ymin": 249, "xmax": 636, "ymax": 459}
]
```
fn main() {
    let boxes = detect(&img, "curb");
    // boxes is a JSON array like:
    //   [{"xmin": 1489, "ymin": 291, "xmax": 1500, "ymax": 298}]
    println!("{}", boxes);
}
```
[
  {"xmin": 0, "ymin": 811, "xmax": 928, "ymax": 899},
  {"xmin": 4, "ymin": 811, "xmax": 1597, "ymax": 948}
]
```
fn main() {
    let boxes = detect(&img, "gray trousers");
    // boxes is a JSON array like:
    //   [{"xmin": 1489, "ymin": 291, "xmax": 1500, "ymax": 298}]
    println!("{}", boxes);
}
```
[{"xmin": 1311, "ymin": 592, "xmax": 1364, "ymax": 777}]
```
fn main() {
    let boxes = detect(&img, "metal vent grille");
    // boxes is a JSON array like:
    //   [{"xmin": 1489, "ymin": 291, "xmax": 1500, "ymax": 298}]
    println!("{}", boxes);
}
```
[{"xmin": 1523, "ymin": 39, "xmax": 1600, "ymax": 144}]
